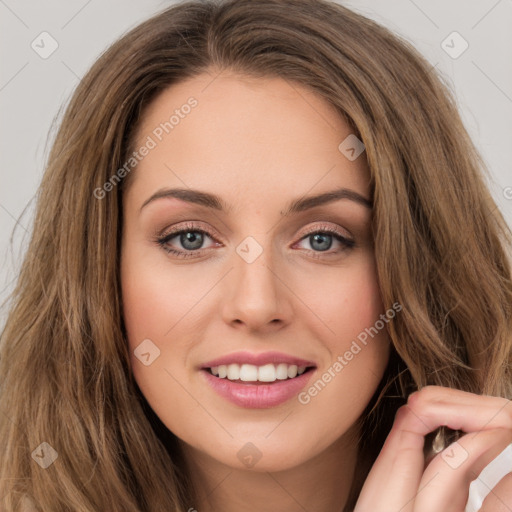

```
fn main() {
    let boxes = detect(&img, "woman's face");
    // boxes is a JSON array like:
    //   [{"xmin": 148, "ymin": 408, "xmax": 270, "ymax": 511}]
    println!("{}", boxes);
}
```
[{"xmin": 121, "ymin": 70, "xmax": 390, "ymax": 472}]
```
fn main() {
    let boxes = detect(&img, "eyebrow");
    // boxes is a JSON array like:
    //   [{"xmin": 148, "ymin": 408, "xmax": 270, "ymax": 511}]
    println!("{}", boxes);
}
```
[{"xmin": 140, "ymin": 187, "xmax": 373, "ymax": 214}]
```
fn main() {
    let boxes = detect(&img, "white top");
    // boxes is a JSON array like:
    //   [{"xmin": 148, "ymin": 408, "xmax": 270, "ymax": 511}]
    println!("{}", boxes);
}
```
[{"xmin": 466, "ymin": 443, "xmax": 512, "ymax": 511}]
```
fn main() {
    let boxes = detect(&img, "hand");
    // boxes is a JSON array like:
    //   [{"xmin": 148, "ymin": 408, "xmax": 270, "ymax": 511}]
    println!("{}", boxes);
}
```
[{"xmin": 354, "ymin": 386, "xmax": 512, "ymax": 512}]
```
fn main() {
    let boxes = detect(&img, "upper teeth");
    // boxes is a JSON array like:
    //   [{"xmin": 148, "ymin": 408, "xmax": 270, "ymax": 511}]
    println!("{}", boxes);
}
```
[{"xmin": 210, "ymin": 363, "xmax": 307, "ymax": 382}]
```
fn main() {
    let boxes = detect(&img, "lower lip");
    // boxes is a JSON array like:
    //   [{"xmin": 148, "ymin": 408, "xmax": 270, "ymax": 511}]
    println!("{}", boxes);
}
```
[{"xmin": 201, "ymin": 369, "xmax": 316, "ymax": 408}]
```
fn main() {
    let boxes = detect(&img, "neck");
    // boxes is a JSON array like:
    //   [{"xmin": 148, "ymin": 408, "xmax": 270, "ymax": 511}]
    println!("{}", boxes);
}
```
[{"xmin": 179, "ymin": 430, "xmax": 359, "ymax": 512}]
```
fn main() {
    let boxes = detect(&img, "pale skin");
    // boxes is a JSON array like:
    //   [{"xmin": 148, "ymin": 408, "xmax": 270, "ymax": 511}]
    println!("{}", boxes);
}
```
[{"xmin": 120, "ymin": 70, "xmax": 512, "ymax": 511}]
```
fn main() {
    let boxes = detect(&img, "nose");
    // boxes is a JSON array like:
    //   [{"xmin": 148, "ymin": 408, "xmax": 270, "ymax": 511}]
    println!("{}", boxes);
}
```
[{"xmin": 221, "ymin": 239, "xmax": 293, "ymax": 333}]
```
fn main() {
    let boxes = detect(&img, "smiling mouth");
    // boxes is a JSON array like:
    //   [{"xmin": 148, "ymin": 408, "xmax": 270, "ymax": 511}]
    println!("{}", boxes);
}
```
[{"xmin": 205, "ymin": 363, "xmax": 316, "ymax": 384}]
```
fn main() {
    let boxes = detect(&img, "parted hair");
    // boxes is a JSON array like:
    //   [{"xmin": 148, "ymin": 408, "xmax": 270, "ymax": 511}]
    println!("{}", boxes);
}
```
[{"xmin": 1, "ymin": 0, "xmax": 511, "ymax": 510}]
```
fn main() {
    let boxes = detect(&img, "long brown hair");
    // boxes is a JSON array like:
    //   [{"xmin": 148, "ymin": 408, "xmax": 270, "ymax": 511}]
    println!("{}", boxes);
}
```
[{"xmin": 1, "ymin": 0, "xmax": 511, "ymax": 510}]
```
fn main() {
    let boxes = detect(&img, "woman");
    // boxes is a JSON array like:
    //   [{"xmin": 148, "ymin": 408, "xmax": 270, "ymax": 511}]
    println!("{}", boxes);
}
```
[{"xmin": 1, "ymin": 0, "xmax": 511, "ymax": 510}]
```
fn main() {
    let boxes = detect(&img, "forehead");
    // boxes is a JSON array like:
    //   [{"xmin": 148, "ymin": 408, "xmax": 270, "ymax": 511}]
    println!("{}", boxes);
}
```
[{"xmin": 127, "ymin": 71, "xmax": 371, "ymax": 211}]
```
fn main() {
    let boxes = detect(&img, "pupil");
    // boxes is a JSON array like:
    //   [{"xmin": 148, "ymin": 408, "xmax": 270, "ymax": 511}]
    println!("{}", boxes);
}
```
[
  {"xmin": 311, "ymin": 233, "xmax": 332, "ymax": 251},
  {"xmin": 181, "ymin": 231, "xmax": 203, "ymax": 250}
]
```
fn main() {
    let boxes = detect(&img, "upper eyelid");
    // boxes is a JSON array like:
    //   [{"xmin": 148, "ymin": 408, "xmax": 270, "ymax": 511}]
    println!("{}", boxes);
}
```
[
  {"xmin": 299, "ymin": 223, "xmax": 353, "ymax": 239},
  {"xmin": 159, "ymin": 221, "xmax": 220, "ymax": 241}
]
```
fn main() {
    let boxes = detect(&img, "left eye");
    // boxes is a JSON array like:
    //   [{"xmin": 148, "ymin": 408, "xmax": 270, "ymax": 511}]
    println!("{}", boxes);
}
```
[
  {"xmin": 157, "ymin": 228, "xmax": 217, "ymax": 257},
  {"xmin": 295, "ymin": 231, "xmax": 355, "ymax": 253}
]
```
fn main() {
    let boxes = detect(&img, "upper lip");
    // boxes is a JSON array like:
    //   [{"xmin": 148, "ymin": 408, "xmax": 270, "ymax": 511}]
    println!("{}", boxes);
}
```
[{"xmin": 200, "ymin": 351, "xmax": 316, "ymax": 369}]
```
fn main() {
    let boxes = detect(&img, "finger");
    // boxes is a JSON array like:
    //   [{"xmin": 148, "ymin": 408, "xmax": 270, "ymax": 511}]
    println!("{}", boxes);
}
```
[
  {"xmin": 479, "ymin": 472, "xmax": 512, "ymax": 512},
  {"xmin": 355, "ymin": 388, "xmax": 512, "ymax": 512},
  {"xmin": 414, "ymin": 428, "xmax": 512, "ymax": 512},
  {"xmin": 410, "ymin": 386, "xmax": 510, "ymax": 409},
  {"xmin": 354, "ymin": 407, "xmax": 425, "ymax": 512},
  {"xmin": 396, "ymin": 387, "xmax": 512, "ymax": 437}
]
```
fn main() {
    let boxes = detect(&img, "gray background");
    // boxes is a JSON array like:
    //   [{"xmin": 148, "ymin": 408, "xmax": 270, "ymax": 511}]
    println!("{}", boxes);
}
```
[{"xmin": 1, "ymin": 0, "xmax": 512, "ymax": 328}]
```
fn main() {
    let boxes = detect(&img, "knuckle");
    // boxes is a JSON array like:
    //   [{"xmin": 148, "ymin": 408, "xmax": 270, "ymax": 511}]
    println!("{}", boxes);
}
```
[
  {"xmin": 419, "ymin": 385, "xmax": 439, "ymax": 398},
  {"xmin": 407, "ymin": 385, "xmax": 439, "ymax": 407},
  {"xmin": 393, "ymin": 404, "xmax": 410, "ymax": 424}
]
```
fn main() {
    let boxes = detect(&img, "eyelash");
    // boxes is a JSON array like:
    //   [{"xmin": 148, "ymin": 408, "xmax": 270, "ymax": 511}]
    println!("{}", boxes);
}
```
[{"xmin": 154, "ymin": 221, "xmax": 355, "ymax": 260}]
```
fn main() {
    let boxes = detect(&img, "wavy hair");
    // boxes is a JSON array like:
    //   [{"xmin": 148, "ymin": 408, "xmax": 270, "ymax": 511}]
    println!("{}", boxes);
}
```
[{"xmin": 1, "ymin": 0, "xmax": 511, "ymax": 510}]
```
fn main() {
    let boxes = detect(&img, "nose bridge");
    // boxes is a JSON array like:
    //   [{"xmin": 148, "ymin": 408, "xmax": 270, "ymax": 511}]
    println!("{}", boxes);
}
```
[
  {"xmin": 234, "ymin": 234, "xmax": 278, "ymax": 300},
  {"xmin": 222, "ymin": 233, "xmax": 289, "ymax": 328}
]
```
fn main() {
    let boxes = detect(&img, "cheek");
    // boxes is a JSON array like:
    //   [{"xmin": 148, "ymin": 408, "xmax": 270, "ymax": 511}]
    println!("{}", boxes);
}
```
[
  {"xmin": 120, "ymin": 240, "xmax": 220, "ymax": 415},
  {"xmin": 121, "ymin": 246, "xmax": 205, "ymax": 346},
  {"xmin": 292, "ymin": 252, "xmax": 384, "ymax": 353},
  {"xmin": 120, "ymin": 249, "xmax": 199, "ymax": 432},
  {"xmin": 292, "ymin": 253, "xmax": 390, "ymax": 404}
]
